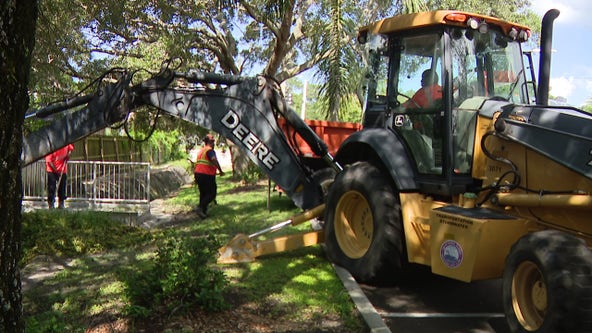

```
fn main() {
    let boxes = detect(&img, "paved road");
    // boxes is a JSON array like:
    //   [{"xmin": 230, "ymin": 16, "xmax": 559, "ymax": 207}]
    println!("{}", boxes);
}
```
[{"xmin": 360, "ymin": 266, "xmax": 511, "ymax": 333}]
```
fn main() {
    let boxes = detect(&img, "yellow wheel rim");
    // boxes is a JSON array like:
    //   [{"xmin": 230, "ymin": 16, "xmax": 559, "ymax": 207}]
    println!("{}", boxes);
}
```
[
  {"xmin": 512, "ymin": 261, "xmax": 547, "ymax": 331},
  {"xmin": 334, "ymin": 190, "xmax": 373, "ymax": 259}
]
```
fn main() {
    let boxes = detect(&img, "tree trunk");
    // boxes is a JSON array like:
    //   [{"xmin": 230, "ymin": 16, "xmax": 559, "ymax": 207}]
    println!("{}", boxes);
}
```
[
  {"xmin": 228, "ymin": 141, "xmax": 251, "ymax": 179},
  {"xmin": 0, "ymin": 1, "xmax": 38, "ymax": 332}
]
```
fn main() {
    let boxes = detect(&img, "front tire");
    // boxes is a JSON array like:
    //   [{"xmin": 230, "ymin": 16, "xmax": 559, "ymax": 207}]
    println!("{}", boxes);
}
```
[
  {"xmin": 503, "ymin": 230, "xmax": 592, "ymax": 333},
  {"xmin": 324, "ymin": 161, "xmax": 405, "ymax": 283}
]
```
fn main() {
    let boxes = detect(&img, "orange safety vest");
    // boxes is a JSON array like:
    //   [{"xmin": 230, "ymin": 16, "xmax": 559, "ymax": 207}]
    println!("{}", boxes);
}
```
[{"xmin": 193, "ymin": 147, "xmax": 217, "ymax": 175}]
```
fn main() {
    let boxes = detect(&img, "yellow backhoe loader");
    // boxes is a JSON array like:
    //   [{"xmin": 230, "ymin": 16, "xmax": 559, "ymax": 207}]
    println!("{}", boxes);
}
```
[{"xmin": 25, "ymin": 8, "xmax": 592, "ymax": 333}]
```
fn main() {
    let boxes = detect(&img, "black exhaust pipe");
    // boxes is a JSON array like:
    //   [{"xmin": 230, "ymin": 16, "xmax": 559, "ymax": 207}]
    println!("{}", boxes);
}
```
[{"xmin": 536, "ymin": 9, "xmax": 560, "ymax": 106}]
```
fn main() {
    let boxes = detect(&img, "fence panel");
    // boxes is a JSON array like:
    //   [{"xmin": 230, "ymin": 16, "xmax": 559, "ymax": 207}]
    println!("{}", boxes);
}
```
[{"xmin": 22, "ymin": 161, "xmax": 150, "ymax": 213}]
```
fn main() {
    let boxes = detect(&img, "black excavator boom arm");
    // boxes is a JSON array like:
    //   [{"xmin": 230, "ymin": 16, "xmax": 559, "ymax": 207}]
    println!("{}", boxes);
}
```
[{"xmin": 23, "ymin": 68, "xmax": 339, "ymax": 209}]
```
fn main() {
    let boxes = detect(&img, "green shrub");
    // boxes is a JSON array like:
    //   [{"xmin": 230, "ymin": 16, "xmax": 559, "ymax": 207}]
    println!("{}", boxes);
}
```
[
  {"xmin": 148, "ymin": 129, "xmax": 186, "ymax": 163},
  {"xmin": 237, "ymin": 161, "xmax": 265, "ymax": 185},
  {"xmin": 124, "ymin": 234, "xmax": 229, "ymax": 317},
  {"xmin": 25, "ymin": 311, "xmax": 66, "ymax": 333}
]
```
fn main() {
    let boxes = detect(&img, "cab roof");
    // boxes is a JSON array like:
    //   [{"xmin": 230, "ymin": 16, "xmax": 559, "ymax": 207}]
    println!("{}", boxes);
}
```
[{"xmin": 358, "ymin": 10, "xmax": 531, "ymax": 37}]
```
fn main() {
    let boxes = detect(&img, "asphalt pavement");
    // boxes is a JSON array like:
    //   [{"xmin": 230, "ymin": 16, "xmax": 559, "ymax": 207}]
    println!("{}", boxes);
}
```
[{"xmin": 334, "ymin": 264, "xmax": 511, "ymax": 333}]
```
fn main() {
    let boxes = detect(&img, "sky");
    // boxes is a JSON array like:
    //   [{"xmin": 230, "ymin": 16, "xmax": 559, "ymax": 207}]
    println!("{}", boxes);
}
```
[{"xmin": 529, "ymin": 0, "xmax": 592, "ymax": 107}]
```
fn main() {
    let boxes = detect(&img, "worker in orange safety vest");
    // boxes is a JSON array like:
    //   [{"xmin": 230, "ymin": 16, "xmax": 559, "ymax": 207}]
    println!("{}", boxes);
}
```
[{"xmin": 193, "ymin": 134, "xmax": 225, "ymax": 218}]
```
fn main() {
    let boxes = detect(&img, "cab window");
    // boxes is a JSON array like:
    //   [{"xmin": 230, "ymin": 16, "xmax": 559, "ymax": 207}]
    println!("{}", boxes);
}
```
[{"xmin": 392, "ymin": 33, "xmax": 444, "ymax": 175}]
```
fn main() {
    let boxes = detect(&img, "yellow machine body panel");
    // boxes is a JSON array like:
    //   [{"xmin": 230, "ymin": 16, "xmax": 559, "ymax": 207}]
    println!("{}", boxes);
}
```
[
  {"xmin": 475, "ymin": 118, "xmax": 592, "ymax": 242},
  {"xmin": 470, "ymin": 114, "xmax": 496, "ymax": 180},
  {"xmin": 401, "ymin": 193, "xmax": 536, "ymax": 282},
  {"xmin": 429, "ymin": 207, "xmax": 532, "ymax": 282},
  {"xmin": 400, "ymin": 193, "xmax": 443, "ymax": 265}
]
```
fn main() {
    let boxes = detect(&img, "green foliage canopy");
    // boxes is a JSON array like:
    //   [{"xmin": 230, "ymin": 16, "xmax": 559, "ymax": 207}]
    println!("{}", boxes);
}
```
[{"xmin": 31, "ymin": 0, "xmax": 540, "ymax": 123}]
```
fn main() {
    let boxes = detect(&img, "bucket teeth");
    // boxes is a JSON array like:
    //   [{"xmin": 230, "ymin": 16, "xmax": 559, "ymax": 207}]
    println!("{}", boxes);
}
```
[{"xmin": 217, "ymin": 234, "xmax": 257, "ymax": 264}]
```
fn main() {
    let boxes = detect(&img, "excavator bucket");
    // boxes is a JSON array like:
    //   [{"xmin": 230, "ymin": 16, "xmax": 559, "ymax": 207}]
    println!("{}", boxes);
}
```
[{"xmin": 217, "ymin": 204, "xmax": 325, "ymax": 264}]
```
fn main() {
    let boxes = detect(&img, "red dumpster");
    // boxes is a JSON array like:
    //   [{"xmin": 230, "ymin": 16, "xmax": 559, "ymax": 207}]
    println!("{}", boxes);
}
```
[{"xmin": 278, "ymin": 118, "xmax": 362, "ymax": 158}]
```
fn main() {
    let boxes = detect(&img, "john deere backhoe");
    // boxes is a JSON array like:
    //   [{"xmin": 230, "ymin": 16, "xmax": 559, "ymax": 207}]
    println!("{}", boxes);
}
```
[
  {"xmin": 319, "ymin": 9, "xmax": 592, "ymax": 333},
  {"xmin": 25, "ymin": 8, "xmax": 592, "ymax": 333}
]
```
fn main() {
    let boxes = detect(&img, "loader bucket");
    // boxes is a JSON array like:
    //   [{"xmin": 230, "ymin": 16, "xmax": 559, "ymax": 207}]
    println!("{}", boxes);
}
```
[
  {"xmin": 217, "ymin": 204, "xmax": 325, "ymax": 264},
  {"xmin": 218, "ymin": 234, "xmax": 257, "ymax": 263}
]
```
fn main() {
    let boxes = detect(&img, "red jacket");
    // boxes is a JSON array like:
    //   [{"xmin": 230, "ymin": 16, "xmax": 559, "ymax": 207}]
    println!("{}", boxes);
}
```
[{"xmin": 45, "ymin": 144, "xmax": 74, "ymax": 174}]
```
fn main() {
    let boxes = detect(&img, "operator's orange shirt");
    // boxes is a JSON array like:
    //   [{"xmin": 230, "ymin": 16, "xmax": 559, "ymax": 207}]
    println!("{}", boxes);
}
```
[{"xmin": 408, "ymin": 84, "xmax": 442, "ymax": 108}]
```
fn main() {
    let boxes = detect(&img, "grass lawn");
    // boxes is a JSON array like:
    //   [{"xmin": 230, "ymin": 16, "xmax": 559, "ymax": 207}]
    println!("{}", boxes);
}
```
[{"xmin": 21, "ymin": 170, "xmax": 367, "ymax": 332}]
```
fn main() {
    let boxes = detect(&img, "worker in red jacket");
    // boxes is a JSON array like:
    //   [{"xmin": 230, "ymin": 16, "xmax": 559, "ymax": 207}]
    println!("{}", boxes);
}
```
[
  {"xmin": 193, "ymin": 134, "xmax": 224, "ymax": 218},
  {"xmin": 45, "ymin": 144, "xmax": 74, "ymax": 209}
]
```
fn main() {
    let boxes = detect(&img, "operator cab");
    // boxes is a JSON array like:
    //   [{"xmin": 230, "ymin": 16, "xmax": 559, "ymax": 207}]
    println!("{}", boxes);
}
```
[{"xmin": 359, "ymin": 11, "xmax": 531, "ymax": 196}]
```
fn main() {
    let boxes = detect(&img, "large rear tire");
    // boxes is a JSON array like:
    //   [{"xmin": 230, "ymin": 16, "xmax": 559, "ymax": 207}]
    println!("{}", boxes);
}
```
[
  {"xmin": 503, "ymin": 230, "xmax": 592, "ymax": 333},
  {"xmin": 323, "ymin": 161, "xmax": 405, "ymax": 284}
]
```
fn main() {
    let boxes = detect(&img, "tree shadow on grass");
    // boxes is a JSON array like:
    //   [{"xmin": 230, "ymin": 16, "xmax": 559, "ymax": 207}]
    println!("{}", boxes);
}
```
[
  {"xmin": 23, "ymin": 248, "xmax": 153, "ymax": 331},
  {"xmin": 218, "ymin": 246, "xmax": 368, "ymax": 332}
]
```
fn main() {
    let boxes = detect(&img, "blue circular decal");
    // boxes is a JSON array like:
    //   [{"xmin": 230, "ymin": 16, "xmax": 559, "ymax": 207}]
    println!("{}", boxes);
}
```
[{"xmin": 440, "ymin": 240, "xmax": 463, "ymax": 268}]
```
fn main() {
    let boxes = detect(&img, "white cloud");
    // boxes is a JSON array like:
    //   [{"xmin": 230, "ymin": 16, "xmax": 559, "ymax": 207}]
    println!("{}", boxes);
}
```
[
  {"xmin": 549, "ymin": 76, "xmax": 575, "ymax": 99},
  {"xmin": 530, "ymin": 0, "xmax": 592, "ymax": 27},
  {"xmin": 530, "ymin": 0, "xmax": 592, "ymax": 106},
  {"xmin": 548, "ymin": 76, "xmax": 592, "ymax": 106}
]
